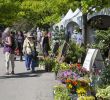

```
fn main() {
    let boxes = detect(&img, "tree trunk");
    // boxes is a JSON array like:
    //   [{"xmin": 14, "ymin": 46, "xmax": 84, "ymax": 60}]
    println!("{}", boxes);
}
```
[{"xmin": 82, "ymin": 13, "xmax": 87, "ymax": 47}]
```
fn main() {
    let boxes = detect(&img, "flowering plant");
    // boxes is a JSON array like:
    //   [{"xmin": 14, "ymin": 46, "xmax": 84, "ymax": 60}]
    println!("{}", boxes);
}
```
[
  {"xmin": 53, "ymin": 85, "xmax": 70, "ymax": 100},
  {"xmin": 78, "ymin": 96, "xmax": 95, "ymax": 100},
  {"xmin": 65, "ymin": 79, "xmax": 78, "ymax": 94},
  {"xmin": 65, "ymin": 76, "xmax": 91, "ymax": 95}
]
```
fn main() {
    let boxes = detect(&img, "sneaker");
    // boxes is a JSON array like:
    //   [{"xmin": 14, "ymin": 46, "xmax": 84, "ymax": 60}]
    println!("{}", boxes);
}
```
[
  {"xmin": 11, "ymin": 71, "xmax": 15, "ymax": 75},
  {"xmin": 31, "ymin": 70, "xmax": 36, "ymax": 73},
  {"xmin": 27, "ymin": 68, "xmax": 30, "ymax": 70}
]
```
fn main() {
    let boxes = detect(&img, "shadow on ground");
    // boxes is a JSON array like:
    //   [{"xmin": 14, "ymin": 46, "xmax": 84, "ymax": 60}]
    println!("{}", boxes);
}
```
[{"xmin": 0, "ymin": 70, "xmax": 46, "ymax": 79}]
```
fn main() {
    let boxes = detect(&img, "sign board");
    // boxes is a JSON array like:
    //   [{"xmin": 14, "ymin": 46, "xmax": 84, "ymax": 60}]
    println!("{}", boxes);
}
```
[{"xmin": 83, "ymin": 49, "xmax": 104, "ymax": 71}]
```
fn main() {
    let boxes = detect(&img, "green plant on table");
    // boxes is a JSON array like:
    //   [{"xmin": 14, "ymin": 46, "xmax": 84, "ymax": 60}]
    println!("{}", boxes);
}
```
[
  {"xmin": 44, "ymin": 57, "xmax": 56, "ymax": 72},
  {"xmin": 54, "ymin": 85, "xmax": 70, "ymax": 100},
  {"xmin": 65, "ymin": 42, "xmax": 85, "ymax": 63},
  {"xmin": 96, "ymin": 86, "xmax": 110, "ymax": 100},
  {"xmin": 59, "ymin": 62, "xmax": 70, "ymax": 71}
]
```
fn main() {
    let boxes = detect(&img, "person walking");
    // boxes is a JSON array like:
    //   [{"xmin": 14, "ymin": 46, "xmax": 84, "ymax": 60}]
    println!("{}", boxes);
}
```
[
  {"xmin": 42, "ymin": 31, "xmax": 50, "ymax": 57},
  {"xmin": 16, "ymin": 31, "xmax": 24, "ymax": 61},
  {"xmin": 3, "ymin": 27, "xmax": 15, "ymax": 75},
  {"xmin": 23, "ymin": 32, "xmax": 37, "ymax": 73}
]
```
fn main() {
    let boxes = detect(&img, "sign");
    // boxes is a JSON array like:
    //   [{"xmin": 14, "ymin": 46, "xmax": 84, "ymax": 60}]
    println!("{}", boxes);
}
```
[{"xmin": 83, "ymin": 49, "xmax": 104, "ymax": 71}]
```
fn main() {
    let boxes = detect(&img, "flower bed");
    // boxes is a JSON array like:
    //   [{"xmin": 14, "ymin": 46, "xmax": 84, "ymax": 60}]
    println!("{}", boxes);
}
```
[{"xmin": 53, "ymin": 63, "xmax": 96, "ymax": 100}]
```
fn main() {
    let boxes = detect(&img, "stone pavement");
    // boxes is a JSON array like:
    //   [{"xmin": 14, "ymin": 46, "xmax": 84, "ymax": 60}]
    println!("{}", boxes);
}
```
[{"xmin": 0, "ymin": 48, "xmax": 58, "ymax": 100}]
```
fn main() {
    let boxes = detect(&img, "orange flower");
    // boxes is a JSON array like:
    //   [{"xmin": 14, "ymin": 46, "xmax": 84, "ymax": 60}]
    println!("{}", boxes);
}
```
[
  {"xmin": 72, "ymin": 81, "xmax": 78, "ymax": 86},
  {"xmin": 65, "ymin": 79, "xmax": 71, "ymax": 83}
]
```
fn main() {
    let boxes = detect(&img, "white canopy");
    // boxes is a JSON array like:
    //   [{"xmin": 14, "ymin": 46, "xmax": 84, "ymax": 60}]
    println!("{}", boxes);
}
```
[
  {"xmin": 65, "ymin": 8, "xmax": 82, "ymax": 28},
  {"xmin": 53, "ymin": 8, "xmax": 82, "ymax": 30},
  {"xmin": 88, "ymin": 8, "xmax": 110, "ymax": 20},
  {"xmin": 53, "ymin": 9, "xmax": 74, "ymax": 29},
  {"xmin": 60, "ymin": 9, "xmax": 74, "ymax": 24}
]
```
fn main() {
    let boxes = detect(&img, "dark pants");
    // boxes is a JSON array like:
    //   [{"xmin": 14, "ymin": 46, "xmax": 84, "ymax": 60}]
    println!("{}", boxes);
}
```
[
  {"xmin": 25, "ymin": 54, "xmax": 36, "ymax": 71},
  {"xmin": 43, "ymin": 44, "xmax": 49, "ymax": 57},
  {"xmin": 18, "ymin": 42, "xmax": 23, "ymax": 60}
]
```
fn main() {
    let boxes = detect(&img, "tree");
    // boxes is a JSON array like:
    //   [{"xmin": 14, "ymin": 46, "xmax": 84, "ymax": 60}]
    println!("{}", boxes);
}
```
[
  {"xmin": 0, "ymin": 0, "xmax": 109, "ymax": 32},
  {"xmin": 0, "ymin": 0, "xmax": 21, "ymax": 26}
]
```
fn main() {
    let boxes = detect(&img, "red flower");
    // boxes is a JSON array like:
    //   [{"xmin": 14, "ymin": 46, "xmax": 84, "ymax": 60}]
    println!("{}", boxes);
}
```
[{"xmin": 77, "ymin": 63, "xmax": 81, "ymax": 69}]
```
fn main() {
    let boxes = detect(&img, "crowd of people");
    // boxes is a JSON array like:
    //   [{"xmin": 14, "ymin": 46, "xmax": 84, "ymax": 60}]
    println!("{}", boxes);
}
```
[{"xmin": 1, "ymin": 27, "xmax": 50, "ymax": 75}]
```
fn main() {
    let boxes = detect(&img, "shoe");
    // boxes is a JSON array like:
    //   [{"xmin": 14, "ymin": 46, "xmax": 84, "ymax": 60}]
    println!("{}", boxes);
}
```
[
  {"xmin": 27, "ymin": 68, "xmax": 30, "ymax": 70},
  {"xmin": 11, "ymin": 71, "xmax": 15, "ymax": 75},
  {"xmin": 31, "ymin": 70, "xmax": 36, "ymax": 73}
]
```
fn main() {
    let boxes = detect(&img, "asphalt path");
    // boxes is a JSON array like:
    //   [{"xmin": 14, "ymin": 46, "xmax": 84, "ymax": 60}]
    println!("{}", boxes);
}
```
[{"xmin": 0, "ymin": 48, "xmax": 57, "ymax": 100}]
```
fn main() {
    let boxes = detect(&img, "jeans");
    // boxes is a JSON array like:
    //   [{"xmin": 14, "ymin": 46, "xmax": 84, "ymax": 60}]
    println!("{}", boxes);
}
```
[{"xmin": 25, "ymin": 54, "xmax": 36, "ymax": 71}]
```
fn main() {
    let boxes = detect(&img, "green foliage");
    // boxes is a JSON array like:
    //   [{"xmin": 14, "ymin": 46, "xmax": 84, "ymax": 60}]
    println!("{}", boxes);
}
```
[
  {"xmin": 96, "ymin": 86, "xmax": 110, "ymax": 99},
  {"xmin": 44, "ymin": 57, "xmax": 57, "ymax": 72},
  {"xmin": 54, "ymin": 85, "xmax": 71, "ymax": 100},
  {"xmin": 52, "ymin": 60, "xmax": 60, "ymax": 73},
  {"xmin": 81, "ymin": 0, "xmax": 110, "ymax": 13},
  {"xmin": 59, "ymin": 63, "xmax": 70, "ymax": 71},
  {"xmin": 99, "ymin": 65, "xmax": 110, "ymax": 86},
  {"xmin": 0, "ymin": 0, "xmax": 21, "ymax": 26},
  {"xmin": 65, "ymin": 42, "xmax": 85, "ymax": 63},
  {"xmin": 0, "ymin": 0, "xmax": 109, "ymax": 30},
  {"xmin": 92, "ymin": 29, "xmax": 110, "ymax": 54}
]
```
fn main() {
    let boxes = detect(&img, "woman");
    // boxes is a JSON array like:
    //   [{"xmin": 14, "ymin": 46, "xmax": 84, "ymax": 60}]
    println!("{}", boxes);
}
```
[
  {"xmin": 3, "ymin": 27, "xmax": 15, "ymax": 75},
  {"xmin": 42, "ymin": 31, "xmax": 50, "ymax": 57},
  {"xmin": 16, "ymin": 31, "xmax": 24, "ymax": 61},
  {"xmin": 23, "ymin": 32, "xmax": 37, "ymax": 72}
]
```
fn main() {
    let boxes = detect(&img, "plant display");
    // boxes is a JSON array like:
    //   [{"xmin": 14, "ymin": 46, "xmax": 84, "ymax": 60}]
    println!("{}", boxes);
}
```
[
  {"xmin": 65, "ymin": 79, "xmax": 78, "ymax": 94},
  {"xmin": 78, "ymin": 96, "xmax": 95, "ymax": 100},
  {"xmin": 53, "ymin": 30, "xmax": 110, "ymax": 100},
  {"xmin": 65, "ymin": 42, "xmax": 85, "ymax": 63},
  {"xmin": 59, "ymin": 63, "xmax": 70, "ymax": 71},
  {"xmin": 53, "ymin": 85, "xmax": 71, "ymax": 100},
  {"xmin": 92, "ymin": 29, "xmax": 110, "ymax": 59},
  {"xmin": 96, "ymin": 86, "xmax": 110, "ymax": 99},
  {"xmin": 99, "ymin": 65, "xmax": 110, "ymax": 87},
  {"xmin": 44, "ymin": 57, "xmax": 56, "ymax": 72}
]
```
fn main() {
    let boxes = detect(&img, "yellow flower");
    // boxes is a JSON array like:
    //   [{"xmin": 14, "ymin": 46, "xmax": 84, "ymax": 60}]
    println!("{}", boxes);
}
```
[
  {"xmin": 77, "ymin": 87, "xmax": 87, "ymax": 97},
  {"xmin": 78, "ymin": 96, "xmax": 95, "ymax": 100},
  {"xmin": 68, "ymin": 84, "xmax": 73, "ymax": 89}
]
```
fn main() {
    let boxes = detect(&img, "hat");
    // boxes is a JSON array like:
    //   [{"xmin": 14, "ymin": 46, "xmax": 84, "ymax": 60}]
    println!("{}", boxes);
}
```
[{"xmin": 27, "ymin": 32, "xmax": 33, "ymax": 37}]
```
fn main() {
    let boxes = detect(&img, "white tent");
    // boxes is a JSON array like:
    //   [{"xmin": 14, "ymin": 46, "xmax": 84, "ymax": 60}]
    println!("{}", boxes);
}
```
[
  {"xmin": 53, "ymin": 9, "xmax": 74, "ymax": 30},
  {"xmin": 65, "ymin": 8, "xmax": 82, "ymax": 28},
  {"xmin": 60, "ymin": 9, "xmax": 74, "ymax": 25},
  {"xmin": 88, "ymin": 8, "xmax": 110, "ymax": 20},
  {"xmin": 53, "ymin": 8, "xmax": 82, "ymax": 30}
]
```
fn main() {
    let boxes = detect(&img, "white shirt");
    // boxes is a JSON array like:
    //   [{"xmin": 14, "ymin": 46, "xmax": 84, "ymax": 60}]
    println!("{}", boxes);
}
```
[{"xmin": 37, "ymin": 31, "xmax": 42, "ymax": 42}]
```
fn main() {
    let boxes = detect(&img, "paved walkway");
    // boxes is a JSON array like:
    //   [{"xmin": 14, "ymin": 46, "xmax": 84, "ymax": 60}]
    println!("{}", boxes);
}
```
[{"xmin": 0, "ymin": 48, "xmax": 57, "ymax": 100}]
